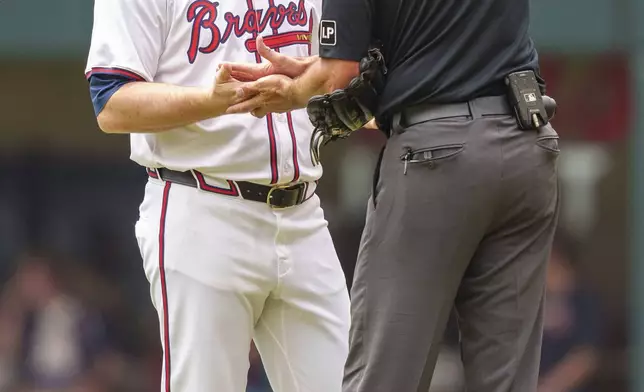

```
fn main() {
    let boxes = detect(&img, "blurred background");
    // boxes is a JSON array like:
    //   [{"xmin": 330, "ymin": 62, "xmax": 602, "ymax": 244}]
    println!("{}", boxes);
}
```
[{"xmin": 0, "ymin": 0, "xmax": 642, "ymax": 391}]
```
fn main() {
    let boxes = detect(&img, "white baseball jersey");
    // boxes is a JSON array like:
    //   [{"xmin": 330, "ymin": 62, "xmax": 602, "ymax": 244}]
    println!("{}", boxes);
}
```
[{"xmin": 86, "ymin": 0, "xmax": 322, "ymax": 186}]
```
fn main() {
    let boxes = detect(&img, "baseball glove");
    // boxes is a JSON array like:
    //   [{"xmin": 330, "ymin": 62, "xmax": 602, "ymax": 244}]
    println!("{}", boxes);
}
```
[{"xmin": 307, "ymin": 48, "xmax": 386, "ymax": 165}]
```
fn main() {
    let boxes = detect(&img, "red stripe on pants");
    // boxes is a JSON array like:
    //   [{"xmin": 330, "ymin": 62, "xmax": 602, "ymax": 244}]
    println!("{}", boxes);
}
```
[{"xmin": 159, "ymin": 182, "xmax": 172, "ymax": 392}]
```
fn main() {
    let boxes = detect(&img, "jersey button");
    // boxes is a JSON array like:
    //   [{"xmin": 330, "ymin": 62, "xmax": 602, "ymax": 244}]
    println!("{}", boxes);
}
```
[{"xmin": 275, "ymin": 113, "xmax": 286, "ymax": 123}]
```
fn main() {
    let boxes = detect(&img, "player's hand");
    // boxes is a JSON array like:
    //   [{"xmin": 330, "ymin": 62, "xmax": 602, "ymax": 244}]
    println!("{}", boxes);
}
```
[
  {"xmin": 226, "ymin": 74, "xmax": 298, "ymax": 118},
  {"xmin": 224, "ymin": 36, "xmax": 313, "ymax": 81},
  {"xmin": 211, "ymin": 63, "xmax": 249, "ymax": 109}
]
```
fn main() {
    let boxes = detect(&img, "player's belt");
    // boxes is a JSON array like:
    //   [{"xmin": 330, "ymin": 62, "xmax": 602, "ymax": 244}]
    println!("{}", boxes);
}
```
[{"xmin": 149, "ymin": 168, "xmax": 311, "ymax": 209}]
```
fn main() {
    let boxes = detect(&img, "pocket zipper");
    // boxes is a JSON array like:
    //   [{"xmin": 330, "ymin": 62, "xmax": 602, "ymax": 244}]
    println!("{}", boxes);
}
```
[
  {"xmin": 400, "ymin": 145, "xmax": 463, "ymax": 174},
  {"xmin": 402, "ymin": 148, "xmax": 412, "ymax": 175}
]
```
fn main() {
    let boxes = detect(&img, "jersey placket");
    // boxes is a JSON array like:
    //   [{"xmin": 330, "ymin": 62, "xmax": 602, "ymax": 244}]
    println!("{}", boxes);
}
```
[{"xmin": 272, "ymin": 113, "xmax": 296, "ymax": 183}]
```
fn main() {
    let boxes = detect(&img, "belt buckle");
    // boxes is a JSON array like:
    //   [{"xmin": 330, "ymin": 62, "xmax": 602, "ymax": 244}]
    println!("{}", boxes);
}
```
[{"xmin": 266, "ymin": 183, "xmax": 303, "ymax": 209}]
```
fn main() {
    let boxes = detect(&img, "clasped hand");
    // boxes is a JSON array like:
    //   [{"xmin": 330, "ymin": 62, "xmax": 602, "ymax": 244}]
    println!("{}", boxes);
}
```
[{"xmin": 223, "ymin": 36, "xmax": 308, "ymax": 118}]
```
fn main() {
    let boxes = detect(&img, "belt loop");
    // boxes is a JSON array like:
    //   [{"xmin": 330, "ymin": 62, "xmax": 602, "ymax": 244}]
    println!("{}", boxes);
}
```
[
  {"xmin": 467, "ymin": 99, "xmax": 479, "ymax": 120},
  {"xmin": 190, "ymin": 170, "xmax": 204, "ymax": 192},
  {"xmin": 299, "ymin": 182, "xmax": 309, "ymax": 204},
  {"xmin": 392, "ymin": 112, "xmax": 404, "ymax": 135},
  {"xmin": 153, "ymin": 168, "xmax": 166, "ymax": 182}
]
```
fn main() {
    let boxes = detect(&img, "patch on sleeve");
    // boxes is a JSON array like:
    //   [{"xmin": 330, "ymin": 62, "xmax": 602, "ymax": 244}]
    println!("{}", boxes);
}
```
[{"xmin": 320, "ymin": 20, "xmax": 337, "ymax": 46}]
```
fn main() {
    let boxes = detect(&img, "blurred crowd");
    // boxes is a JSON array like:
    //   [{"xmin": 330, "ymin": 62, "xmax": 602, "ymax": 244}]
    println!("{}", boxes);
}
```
[{"xmin": 0, "ymin": 253, "xmax": 154, "ymax": 392}]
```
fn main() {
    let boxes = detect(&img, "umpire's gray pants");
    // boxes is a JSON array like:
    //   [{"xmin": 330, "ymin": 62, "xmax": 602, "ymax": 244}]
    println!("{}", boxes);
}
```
[{"xmin": 343, "ymin": 96, "xmax": 560, "ymax": 392}]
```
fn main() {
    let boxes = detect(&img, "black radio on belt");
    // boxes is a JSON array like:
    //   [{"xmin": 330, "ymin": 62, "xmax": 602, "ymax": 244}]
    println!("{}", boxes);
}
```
[{"xmin": 505, "ymin": 70, "xmax": 549, "ymax": 130}]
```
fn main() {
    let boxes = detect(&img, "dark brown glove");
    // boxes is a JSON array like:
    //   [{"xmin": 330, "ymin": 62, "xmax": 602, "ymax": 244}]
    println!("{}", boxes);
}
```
[{"xmin": 307, "ymin": 48, "xmax": 386, "ymax": 164}]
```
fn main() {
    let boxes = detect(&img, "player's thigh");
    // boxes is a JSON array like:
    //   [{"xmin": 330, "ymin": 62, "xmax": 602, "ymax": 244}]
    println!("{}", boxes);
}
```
[
  {"xmin": 254, "ymin": 291, "xmax": 350, "ymax": 392},
  {"xmin": 135, "ymin": 180, "xmax": 269, "ymax": 391},
  {"xmin": 151, "ymin": 270, "xmax": 264, "ymax": 392}
]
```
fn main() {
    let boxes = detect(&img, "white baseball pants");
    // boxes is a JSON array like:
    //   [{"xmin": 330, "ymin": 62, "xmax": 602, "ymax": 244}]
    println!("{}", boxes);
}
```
[{"xmin": 134, "ymin": 177, "xmax": 350, "ymax": 392}]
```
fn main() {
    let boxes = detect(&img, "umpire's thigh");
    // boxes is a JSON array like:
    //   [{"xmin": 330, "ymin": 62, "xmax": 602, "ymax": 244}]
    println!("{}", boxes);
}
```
[{"xmin": 455, "ymin": 122, "xmax": 560, "ymax": 392}]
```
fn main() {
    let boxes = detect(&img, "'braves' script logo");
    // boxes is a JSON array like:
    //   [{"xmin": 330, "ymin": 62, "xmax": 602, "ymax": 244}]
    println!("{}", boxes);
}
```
[{"xmin": 187, "ymin": 0, "xmax": 310, "ymax": 64}]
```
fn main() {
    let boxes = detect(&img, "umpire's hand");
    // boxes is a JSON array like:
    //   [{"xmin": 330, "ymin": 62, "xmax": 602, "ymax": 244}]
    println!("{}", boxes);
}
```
[
  {"xmin": 224, "ymin": 37, "xmax": 315, "ymax": 81},
  {"xmin": 363, "ymin": 119, "xmax": 378, "ymax": 130}
]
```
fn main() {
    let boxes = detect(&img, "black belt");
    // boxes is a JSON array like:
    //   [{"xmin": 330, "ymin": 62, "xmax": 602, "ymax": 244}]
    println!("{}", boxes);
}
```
[
  {"xmin": 404, "ymin": 95, "xmax": 511, "ymax": 128},
  {"xmin": 149, "ymin": 168, "xmax": 311, "ymax": 209},
  {"xmin": 388, "ymin": 95, "xmax": 511, "ymax": 134}
]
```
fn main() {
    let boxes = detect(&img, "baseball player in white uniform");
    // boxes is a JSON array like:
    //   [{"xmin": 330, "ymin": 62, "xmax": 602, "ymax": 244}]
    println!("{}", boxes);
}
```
[{"xmin": 85, "ymin": 0, "xmax": 350, "ymax": 391}]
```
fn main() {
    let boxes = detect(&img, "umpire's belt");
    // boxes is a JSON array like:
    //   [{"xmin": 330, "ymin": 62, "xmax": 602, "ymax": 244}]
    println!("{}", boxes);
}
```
[
  {"xmin": 147, "ymin": 168, "xmax": 313, "ymax": 209},
  {"xmin": 391, "ymin": 95, "xmax": 511, "ymax": 134}
]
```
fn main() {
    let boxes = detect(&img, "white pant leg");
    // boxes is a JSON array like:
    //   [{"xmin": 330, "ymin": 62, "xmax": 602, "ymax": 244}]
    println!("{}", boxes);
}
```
[
  {"xmin": 135, "ymin": 179, "xmax": 277, "ymax": 392},
  {"xmin": 254, "ymin": 195, "xmax": 351, "ymax": 392}
]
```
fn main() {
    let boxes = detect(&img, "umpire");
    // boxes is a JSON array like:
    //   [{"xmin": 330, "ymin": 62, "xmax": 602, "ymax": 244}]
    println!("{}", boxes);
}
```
[{"xmin": 227, "ymin": 0, "xmax": 561, "ymax": 390}]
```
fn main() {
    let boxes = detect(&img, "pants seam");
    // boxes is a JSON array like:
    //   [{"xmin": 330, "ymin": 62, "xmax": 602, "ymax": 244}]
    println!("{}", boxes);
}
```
[{"xmin": 258, "ymin": 306, "xmax": 301, "ymax": 391}]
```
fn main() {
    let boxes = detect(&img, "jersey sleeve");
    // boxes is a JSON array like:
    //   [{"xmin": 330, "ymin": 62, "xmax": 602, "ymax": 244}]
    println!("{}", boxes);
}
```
[
  {"xmin": 318, "ymin": 0, "xmax": 373, "ymax": 61},
  {"xmin": 85, "ymin": 0, "xmax": 169, "ymax": 82}
]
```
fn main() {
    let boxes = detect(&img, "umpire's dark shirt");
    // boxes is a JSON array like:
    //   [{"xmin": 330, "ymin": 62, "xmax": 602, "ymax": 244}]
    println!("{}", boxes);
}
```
[{"xmin": 318, "ymin": 0, "xmax": 541, "ymax": 118}]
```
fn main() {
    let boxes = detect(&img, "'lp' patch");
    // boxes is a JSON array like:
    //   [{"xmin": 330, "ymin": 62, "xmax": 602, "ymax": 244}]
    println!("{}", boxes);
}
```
[{"xmin": 320, "ymin": 20, "xmax": 337, "ymax": 46}]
